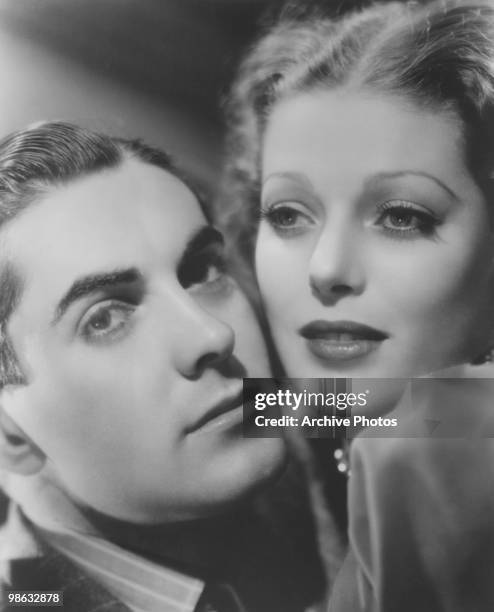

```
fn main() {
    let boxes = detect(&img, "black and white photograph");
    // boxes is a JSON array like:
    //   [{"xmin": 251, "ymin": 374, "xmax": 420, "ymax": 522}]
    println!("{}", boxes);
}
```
[{"xmin": 1, "ymin": 1, "xmax": 494, "ymax": 611}]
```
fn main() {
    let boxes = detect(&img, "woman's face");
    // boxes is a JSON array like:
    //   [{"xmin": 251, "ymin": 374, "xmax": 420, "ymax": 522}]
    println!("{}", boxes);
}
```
[{"xmin": 256, "ymin": 89, "xmax": 494, "ymax": 378}]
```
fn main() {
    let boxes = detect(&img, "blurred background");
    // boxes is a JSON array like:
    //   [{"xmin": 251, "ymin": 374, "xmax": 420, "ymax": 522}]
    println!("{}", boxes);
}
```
[
  {"xmin": 0, "ymin": 0, "xmax": 287, "ymax": 187},
  {"xmin": 0, "ymin": 0, "xmax": 370, "ymax": 189}
]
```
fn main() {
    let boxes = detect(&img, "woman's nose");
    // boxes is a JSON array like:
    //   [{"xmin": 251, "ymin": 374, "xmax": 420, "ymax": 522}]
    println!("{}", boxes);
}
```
[
  {"xmin": 171, "ymin": 297, "xmax": 235, "ymax": 379},
  {"xmin": 308, "ymin": 224, "xmax": 365, "ymax": 304}
]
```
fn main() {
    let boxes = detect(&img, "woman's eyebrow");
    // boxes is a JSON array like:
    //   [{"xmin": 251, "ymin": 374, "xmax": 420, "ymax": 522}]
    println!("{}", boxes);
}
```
[
  {"xmin": 262, "ymin": 171, "xmax": 314, "ymax": 191},
  {"xmin": 52, "ymin": 268, "xmax": 142, "ymax": 325},
  {"xmin": 367, "ymin": 170, "xmax": 460, "ymax": 200}
]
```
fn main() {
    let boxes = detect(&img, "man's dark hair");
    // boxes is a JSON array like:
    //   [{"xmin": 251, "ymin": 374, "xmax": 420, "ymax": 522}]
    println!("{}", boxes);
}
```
[{"xmin": 0, "ymin": 121, "xmax": 203, "ymax": 389}]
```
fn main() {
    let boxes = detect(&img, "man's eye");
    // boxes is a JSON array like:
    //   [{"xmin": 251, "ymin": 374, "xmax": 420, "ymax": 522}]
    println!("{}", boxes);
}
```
[
  {"xmin": 178, "ymin": 252, "xmax": 228, "ymax": 291},
  {"xmin": 260, "ymin": 204, "xmax": 313, "ymax": 234},
  {"xmin": 200, "ymin": 263, "xmax": 223, "ymax": 284},
  {"xmin": 79, "ymin": 302, "xmax": 134, "ymax": 343},
  {"xmin": 375, "ymin": 201, "xmax": 440, "ymax": 238}
]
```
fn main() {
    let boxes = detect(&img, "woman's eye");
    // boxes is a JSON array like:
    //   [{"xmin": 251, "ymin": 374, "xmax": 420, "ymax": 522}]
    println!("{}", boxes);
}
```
[
  {"xmin": 260, "ymin": 204, "xmax": 313, "ymax": 234},
  {"xmin": 79, "ymin": 302, "xmax": 134, "ymax": 343},
  {"xmin": 376, "ymin": 201, "xmax": 439, "ymax": 238}
]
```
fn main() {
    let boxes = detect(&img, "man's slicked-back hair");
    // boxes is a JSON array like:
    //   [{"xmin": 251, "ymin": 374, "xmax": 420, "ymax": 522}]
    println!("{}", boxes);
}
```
[{"xmin": 0, "ymin": 121, "xmax": 200, "ymax": 389}]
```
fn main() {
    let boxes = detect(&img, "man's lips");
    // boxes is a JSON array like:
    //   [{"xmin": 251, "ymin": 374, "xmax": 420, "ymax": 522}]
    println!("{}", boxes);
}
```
[
  {"xmin": 298, "ymin": 320, "xmax": 388, "ymax": 362},
  {"xmin": 186, "ymin": 388, "xmax": 245, "ymax": 434}
]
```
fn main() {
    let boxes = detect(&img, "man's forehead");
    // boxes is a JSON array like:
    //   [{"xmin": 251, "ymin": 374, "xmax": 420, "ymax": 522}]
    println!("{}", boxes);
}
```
[
  {"xmin": 5, "ymin": 161, "xmax": 204, "ymax": 262},
  {"xmin": 2, "ymin": 160, "xmax": 207, "ymax": 314}
]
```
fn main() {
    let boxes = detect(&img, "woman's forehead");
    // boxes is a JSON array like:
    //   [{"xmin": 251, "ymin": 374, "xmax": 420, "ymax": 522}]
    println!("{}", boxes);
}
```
[{"xmin": 262, "ymin": 89, "xmax": 471, "ymax": 196}]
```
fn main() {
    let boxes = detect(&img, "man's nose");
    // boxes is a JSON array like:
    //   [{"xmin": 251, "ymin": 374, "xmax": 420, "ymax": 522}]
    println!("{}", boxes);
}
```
[
  {"xmin": 171, "ymin": 296, "xmax": 235, "ymax": 379},
  {"xmin": 308, "ymin": 221, "xmax": 365, "ymax": 304}
]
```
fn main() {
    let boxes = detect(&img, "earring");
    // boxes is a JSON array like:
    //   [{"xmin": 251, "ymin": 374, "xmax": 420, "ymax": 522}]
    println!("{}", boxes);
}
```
[{"xmin": 333, "ymin": 441, "xmax": 351, "ymax": 477}]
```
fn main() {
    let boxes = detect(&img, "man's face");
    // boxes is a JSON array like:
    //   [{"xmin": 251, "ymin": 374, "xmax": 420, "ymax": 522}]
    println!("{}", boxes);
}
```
[{"xmin": 2, "ymin": 159, "xmax": 285, "ymax": 523}]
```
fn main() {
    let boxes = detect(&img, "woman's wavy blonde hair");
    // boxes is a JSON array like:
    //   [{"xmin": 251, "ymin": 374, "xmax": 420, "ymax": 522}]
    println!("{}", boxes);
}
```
[{"xmin": 218, "ymin": 0, "xmax": 494, "ymax": 267}]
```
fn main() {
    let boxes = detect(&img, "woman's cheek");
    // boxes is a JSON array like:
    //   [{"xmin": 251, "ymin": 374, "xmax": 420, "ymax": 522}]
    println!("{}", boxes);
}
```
[{"xmin": 256, "ymin": 235, "xmax": 311, "ymax": 297}]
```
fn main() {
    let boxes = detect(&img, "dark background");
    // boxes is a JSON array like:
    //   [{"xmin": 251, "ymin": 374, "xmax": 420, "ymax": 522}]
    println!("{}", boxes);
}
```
[{"xmin": 0, "ymin": 0, "xmax": 368, "ymax": 187}]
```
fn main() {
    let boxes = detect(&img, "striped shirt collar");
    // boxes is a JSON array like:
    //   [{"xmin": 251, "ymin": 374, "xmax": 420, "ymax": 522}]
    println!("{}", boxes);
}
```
[
  {"xmin": 38, "ymin": 524, "xmax": 205, "ymax": 612},
  {"xmin": 2, "ymin": 473, "xmax": 205, "ymax": 612}
]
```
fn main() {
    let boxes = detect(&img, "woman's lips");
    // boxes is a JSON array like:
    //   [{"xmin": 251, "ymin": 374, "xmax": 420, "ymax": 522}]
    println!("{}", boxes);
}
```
[{"xmin": 299, "ymin": 320, "xmax": 388, "ymax": 362}]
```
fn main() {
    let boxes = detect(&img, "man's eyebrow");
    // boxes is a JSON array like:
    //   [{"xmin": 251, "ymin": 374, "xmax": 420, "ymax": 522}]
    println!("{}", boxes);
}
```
[
  {"xmin": 181, "ymin": 226, "xmax": 224, "ymax": 262},
  {"xmin": 52, "ymin": 268, "xmax": 141, "ymax": 325},
  {"xmin": 369, "ymin": 170, "xmax": 460, "ymax": 201}
]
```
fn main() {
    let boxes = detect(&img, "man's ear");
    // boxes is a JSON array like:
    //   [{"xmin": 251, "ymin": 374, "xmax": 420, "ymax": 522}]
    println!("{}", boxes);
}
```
[{"xmin": 0, "ymin": 405, "xmax": 45, "ymax": 475}]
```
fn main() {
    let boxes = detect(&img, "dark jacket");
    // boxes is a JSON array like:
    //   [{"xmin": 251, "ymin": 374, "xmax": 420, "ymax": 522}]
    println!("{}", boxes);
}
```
[{"xmin": 1, "ymin": 541, "xmax": 130, "ymax": 612}]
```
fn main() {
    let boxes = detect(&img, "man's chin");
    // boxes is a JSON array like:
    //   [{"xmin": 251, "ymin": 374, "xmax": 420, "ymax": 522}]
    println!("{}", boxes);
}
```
[{"xmin": 199, "ymin": 438, "xmax": 288, "ymax": 507}]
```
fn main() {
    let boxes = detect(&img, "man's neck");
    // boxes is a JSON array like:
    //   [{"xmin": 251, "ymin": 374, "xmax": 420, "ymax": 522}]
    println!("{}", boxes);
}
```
[
  {"xmin": 80, "ymin": 503, "xmax": 261, "ymax": 579},
  {"xmin": 8, "ymin": 459, "xmax": 325, "ymax": 612}
]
